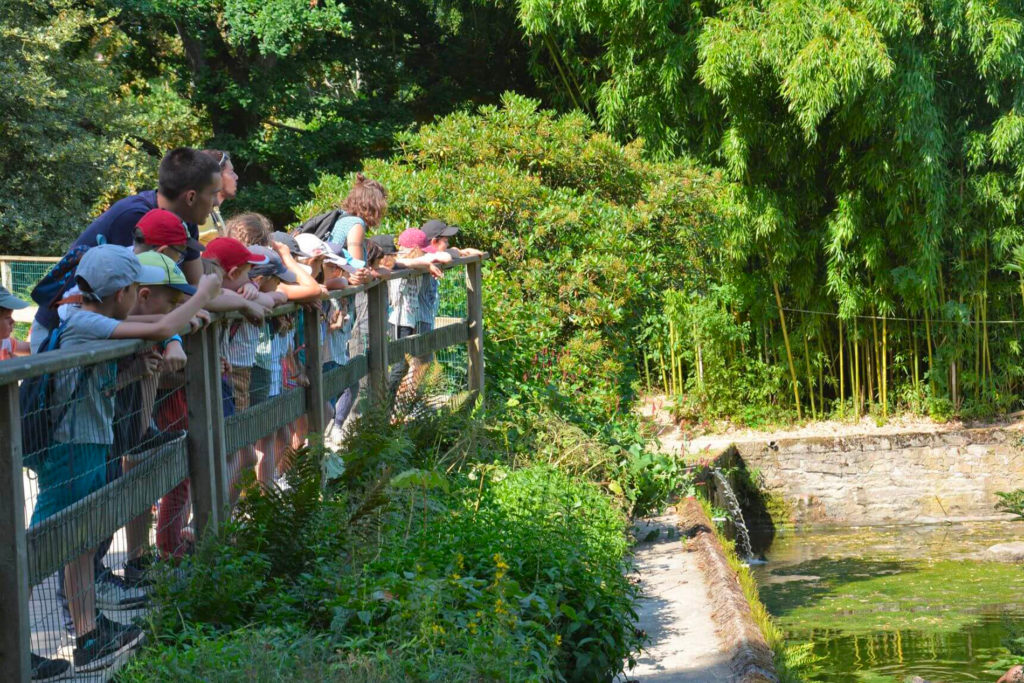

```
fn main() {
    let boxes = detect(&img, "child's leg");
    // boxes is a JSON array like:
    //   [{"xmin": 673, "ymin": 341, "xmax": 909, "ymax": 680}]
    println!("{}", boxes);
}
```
[
  {"xmin": 124, "ymin": 372, "xmax": 160, "ymax": 560},
  {"xmin": 156, "ymin": 479, "xmax": 190, "ymax": 558},
  {"xmin": 64, "ymin": 552, "xmax": 97, "ymax": 636}
]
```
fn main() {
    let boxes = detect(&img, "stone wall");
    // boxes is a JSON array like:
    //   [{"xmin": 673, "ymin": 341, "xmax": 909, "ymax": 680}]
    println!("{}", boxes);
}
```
[{"xmin": 720, "ymin": 426, "xmax": 1024, "ymax": 525}]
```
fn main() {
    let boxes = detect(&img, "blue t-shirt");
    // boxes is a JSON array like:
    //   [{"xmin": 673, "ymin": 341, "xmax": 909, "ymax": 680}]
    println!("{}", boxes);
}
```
[
  {"xmin": 329, "ymin": 215, "xmax": 366, "ymax": 250},
  {"xmin": 34, "ymin": 190, "xmax": 200, "ymax": 330}
]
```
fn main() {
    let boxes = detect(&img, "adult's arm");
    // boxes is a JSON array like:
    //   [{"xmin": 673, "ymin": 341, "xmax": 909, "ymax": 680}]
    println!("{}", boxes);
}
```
[
  {"xmin": 347, "ymin": 222, "xmax": 365, "ymax": 261},
  {"xmin": 271, "ymin": 241, "xmax": 325, "ymax": 301},
  {"xmin": 180, "ymin": 257, "xmax": 203, "ymax": 286}
]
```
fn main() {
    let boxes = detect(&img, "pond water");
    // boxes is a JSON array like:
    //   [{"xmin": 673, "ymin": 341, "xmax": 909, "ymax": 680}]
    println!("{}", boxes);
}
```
[{"xmin": 751, "ymin": 522, "xmax": 1024, "ymax": 682}]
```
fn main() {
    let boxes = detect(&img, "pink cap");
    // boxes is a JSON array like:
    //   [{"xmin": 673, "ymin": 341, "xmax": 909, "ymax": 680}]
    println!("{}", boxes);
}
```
[{"xmin": 397, "ymin": 228, "xmax": 429, "ymax": 249}]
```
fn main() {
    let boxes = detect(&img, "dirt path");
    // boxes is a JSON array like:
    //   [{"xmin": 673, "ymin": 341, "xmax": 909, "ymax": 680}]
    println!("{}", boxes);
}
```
[{"xmin": 619, "ymin": 513, "xmax": 733, "ymax": 683}]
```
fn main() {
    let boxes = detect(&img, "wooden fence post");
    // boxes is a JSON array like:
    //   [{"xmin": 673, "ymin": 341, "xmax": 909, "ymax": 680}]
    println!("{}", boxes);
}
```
[
  {"xmin": 466, "ymin": 260, "xmax": 485, "ymax": 404},
  {"xmin": 0, "ymin": 260, "xmax": 12, "ymax": 294},
  {"xmin": 366, "ymin": 280, "xmax": 390, "ymax": 407},
  {"xmin": 0, "ymin": 383, "xmax": 31, "ymax": 683},
  {"xmin": 303, "ymin": 306, "xmax": 326, "ymax": 434},
  {"xmin": 184, "ymin": 324, "xmax": 225, "ymax": 537}
]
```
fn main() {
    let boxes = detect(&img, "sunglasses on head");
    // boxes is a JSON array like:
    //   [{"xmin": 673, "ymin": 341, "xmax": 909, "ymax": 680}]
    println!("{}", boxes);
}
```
[{"xmin": 218, "ymin": 151, "xmax": 231, "ymax": 169}]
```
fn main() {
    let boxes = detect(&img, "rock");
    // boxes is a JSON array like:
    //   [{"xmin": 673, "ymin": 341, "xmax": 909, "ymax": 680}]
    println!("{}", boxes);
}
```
[
  {"xmin": 985, "ymin": 542, "xmax": 1024, "ymax": 563},
  {"xmin": 998, "ymin": 665, "xmax": 1024, "ymax": 683}
]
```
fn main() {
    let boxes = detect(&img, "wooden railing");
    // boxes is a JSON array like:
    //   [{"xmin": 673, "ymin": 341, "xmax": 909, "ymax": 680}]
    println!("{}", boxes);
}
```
[{"xmin": 0, "ymin": 255, "xmax": 486, "ymax": 681}]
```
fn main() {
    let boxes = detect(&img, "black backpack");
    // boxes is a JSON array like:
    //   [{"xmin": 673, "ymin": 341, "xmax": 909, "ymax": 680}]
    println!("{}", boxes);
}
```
[
  {"xmin": 296, "ymin": 208, "xmax": 349, "ymax": 242},
  {"xmin": 20, "ymin": 322, "xmax": 88, "ymax": 469}
]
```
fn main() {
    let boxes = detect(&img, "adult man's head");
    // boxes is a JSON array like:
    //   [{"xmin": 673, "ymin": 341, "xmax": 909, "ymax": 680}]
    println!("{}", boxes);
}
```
[
  {"xmin": 202, "ymin": 149, "xmax": 238, "ymax": 202},
  {"xmin": 158, "ymin": 148, "xmax": 222, "ymax": 224}
]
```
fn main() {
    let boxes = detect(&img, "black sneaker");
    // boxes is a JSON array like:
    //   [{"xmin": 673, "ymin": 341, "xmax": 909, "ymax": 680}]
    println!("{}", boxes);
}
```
[
  {"xmin": 126, "ymin": 427, "xmax": 186, "ymax": 458},
  {"xmin": 73, "ymin": 614, "xmax": 144, "ymax": 672},
  {"xmin": 123, "ymin": 555, "xmax": 155, "ymax": 588},
  {"xmin": 31, "ymin": 653, "xmax": 70, "ymax": 681}
]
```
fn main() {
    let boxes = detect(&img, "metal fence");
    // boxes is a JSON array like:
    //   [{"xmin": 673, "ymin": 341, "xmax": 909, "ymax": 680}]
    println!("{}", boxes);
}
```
[
  {"xmin": 0, "ymin": 255, "xmax": 485, "ymax": 682},
  {"xmin": 0, "ymin": 256, "xmax": 60, "ymax": 301}
]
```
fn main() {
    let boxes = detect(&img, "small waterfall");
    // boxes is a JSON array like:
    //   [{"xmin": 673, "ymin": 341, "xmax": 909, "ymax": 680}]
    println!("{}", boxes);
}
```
[{"xmin": 713, "ymin": 468, "xmax": 754, "ymax": 562}]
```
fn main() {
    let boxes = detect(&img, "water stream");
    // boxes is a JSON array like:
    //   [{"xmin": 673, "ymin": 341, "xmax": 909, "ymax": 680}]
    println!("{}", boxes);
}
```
[
  {"xmin": 751, "ymin": 522, "xmax": 1024, "ymax": 682},
  {"xmin": 713, "ymin": 468, "xmax": 755, "ymax": 561}
]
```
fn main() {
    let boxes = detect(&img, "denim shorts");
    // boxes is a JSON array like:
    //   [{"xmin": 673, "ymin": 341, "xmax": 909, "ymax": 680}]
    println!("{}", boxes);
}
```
[{"xmin": 30, "ymin": 442, "xmax": 108, "ymax": 527}]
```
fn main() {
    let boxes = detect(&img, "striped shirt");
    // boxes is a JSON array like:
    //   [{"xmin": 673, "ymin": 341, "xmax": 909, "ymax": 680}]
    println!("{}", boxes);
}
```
[
  {"xmin": 388, "ymin": 274, "xmax": 420, "ymax": 329},
  {"xmin": 227, "ymin": 322, "xmax": 260, "ymax": 368}
]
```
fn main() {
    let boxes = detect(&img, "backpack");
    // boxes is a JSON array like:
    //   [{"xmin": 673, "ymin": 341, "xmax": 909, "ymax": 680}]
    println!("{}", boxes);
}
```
[
  {"xmin": 19, "ymin": 322, "xmax": 87, "ymax": 470},
  {"xmin": 30, "ymin": 243, "xmax": 92, "ymax": 310},
  {"xmin": 296, "ymin": 209, "xmax": 349, "ymax": 242}
]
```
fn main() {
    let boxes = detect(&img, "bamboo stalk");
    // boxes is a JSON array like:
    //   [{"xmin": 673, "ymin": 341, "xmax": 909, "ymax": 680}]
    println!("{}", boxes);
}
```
[
  {"xmin": 871, "ymin": 311, "xmax": 881, "ymax": 407},
  {"xmin": 669, "ymin": 318, "xmax": 677, "ymax": 396},
  {"xmin": 817, "ymin": 333, "xmax": 825, "ymax": 417},
  {"xmin": 912, "ymin": 319, "xmax": 920, "ymax": 409},
  {"xmin": 924, "ymin": 304, "xmax": 935, "ymax": 396},
  {"xmin": 853, "ymin": 326, "xmax": 861, "ymax": 420},
  {"xmin": 838, "ymin": 318, "xmax": 845, "ymax": 417},
  {"xmin": 643, "ymin": 351, "xmax": 652, "ymax": 394},
  {"xmin": 803, "ymin": 333, "xmax": 816, "ymax": 420},
  {"xmin": 881, "ymin": 313, "xmax": 888, "ymax": 420},
  {"xmin": 772, "ymin": 276, "xmax": 802, "ymax": 419}
]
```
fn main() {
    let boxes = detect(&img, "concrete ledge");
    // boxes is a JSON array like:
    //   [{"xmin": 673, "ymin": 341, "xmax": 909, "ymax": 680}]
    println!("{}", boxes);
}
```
[{"xmin": 678, "ymin": 498, "xmax": 778, "ymax": 683}]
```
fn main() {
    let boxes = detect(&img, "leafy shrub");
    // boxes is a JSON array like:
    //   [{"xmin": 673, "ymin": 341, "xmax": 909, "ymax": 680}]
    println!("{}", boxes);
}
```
[
  {"xmin": 129, "ymin": 417, "xmax": 643, "ymax": 682},
  {"xmin": 295, "ymin": 93, "xmax": 727, "ymax": 428},
  {"xmin": 996, "ymin": 489, "xmax": 1024, "ymax": 521}
]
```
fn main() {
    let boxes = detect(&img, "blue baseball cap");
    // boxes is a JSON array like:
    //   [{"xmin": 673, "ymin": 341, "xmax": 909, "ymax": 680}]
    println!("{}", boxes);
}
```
[{"xmin": 76, "ymin": 245, "xmax": 165, "ymax": 301}]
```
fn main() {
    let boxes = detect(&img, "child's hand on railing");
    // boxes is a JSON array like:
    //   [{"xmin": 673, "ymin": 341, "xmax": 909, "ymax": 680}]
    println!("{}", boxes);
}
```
[
  {"xmin": 237, "ymin": 281, "xmax": 260, "ymax": 301},
  {"xmin": 242, "ymin": 301, "xmax": 268, "ymax": 325},
  {"xmin": 140, "ymin": 349, "xmax": 163, "ymax": 377},
  {"xmin": 162, "ymin": 340, "xmax": 187, "ymax": 373},
  {"xmin": 188, "ymin": 310, "xmax": 211, "ymax": 333}
]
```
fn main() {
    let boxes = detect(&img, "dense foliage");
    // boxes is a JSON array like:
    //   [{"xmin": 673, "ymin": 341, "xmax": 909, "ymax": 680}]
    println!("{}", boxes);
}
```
[
  {"xmin": 520, "ymin": 0, "xmax": 1024, "ymax": 422},
  {"xmin": 119, "ymin": 397, "xmax": 648, "ymax": 681},
  {"xmin": 0, "ymin": 0, "xmax": 538, "ymax": 251},
  {"xmin": 298, "ymin": 94, "xmax": 727, "ymax": 430}
]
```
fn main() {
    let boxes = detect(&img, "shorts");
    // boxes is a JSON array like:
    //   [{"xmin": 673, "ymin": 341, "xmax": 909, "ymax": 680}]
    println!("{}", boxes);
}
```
[
  {"xmin": 230, "ymin": 367, "xmax": 252, "ymax": 411},
  {"xmin": 250, "ymin": 366, "xmax": 271, "ymax": 406},
  {"xmin": 30, "ymin": 442, "xmax": 108, "ymax": 527}
]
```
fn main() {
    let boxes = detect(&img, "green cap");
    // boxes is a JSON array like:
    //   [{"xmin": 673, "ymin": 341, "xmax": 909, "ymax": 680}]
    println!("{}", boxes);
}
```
[{"xmin": 136, "ymin": 251, "xmax": 197, "ymax": 295}]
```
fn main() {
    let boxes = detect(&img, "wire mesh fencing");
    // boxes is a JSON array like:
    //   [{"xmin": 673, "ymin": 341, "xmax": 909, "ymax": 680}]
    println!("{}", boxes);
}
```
[
  {"xmin": 0, "ymin": 253, "xmax": 486, "ymax": 681},
  {"xmin": 0, "ymin": 256, "xmax": 60, "ymax": 300}
]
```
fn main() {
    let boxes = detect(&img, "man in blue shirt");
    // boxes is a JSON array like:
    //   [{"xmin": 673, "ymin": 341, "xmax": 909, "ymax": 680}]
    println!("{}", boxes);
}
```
[{"xmin": 32, "ymin": 148, "xmax": 220, "ymax": 346}]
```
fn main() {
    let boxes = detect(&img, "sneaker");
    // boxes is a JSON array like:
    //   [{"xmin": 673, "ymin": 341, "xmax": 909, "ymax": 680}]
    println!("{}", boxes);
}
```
[
  {"xmin": 123, "ymin": 555, "xmax": 155, "ymax": 588},
  {"xmin": 73, "ymin": 614, "xmax": 144, "ymax": 672},
  {"xmin": 94, "ymin": 572, "xmax": 148, "ymax": 610},
  {"xmin": 31, "ymin": 653, "xmax": 70, "ymax": 681}
]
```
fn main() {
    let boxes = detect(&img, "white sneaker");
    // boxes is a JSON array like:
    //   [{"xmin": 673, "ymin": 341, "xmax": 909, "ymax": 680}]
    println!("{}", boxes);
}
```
[{"xmin": 94, "ymin": 574, "xmax": 148, "ymax": 611}]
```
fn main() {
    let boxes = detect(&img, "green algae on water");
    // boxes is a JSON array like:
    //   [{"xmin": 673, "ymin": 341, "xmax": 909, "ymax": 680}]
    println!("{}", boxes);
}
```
[{"xmin": 762, "ymin": 559, "xmax": 1024, "ymax": 634}]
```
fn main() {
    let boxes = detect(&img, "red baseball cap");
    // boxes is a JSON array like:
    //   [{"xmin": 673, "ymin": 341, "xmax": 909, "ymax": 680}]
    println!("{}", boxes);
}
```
[
  {"xmin": 136, "ymin": 209, "xmax": 202, "ymax": 251},
  {"xmin": 397, "ymin": 228, "xmax": 429, "ymax": 249},
  {"xmin": 202, "ymin": 237, "xmax": 269, "ymax": 272}
]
